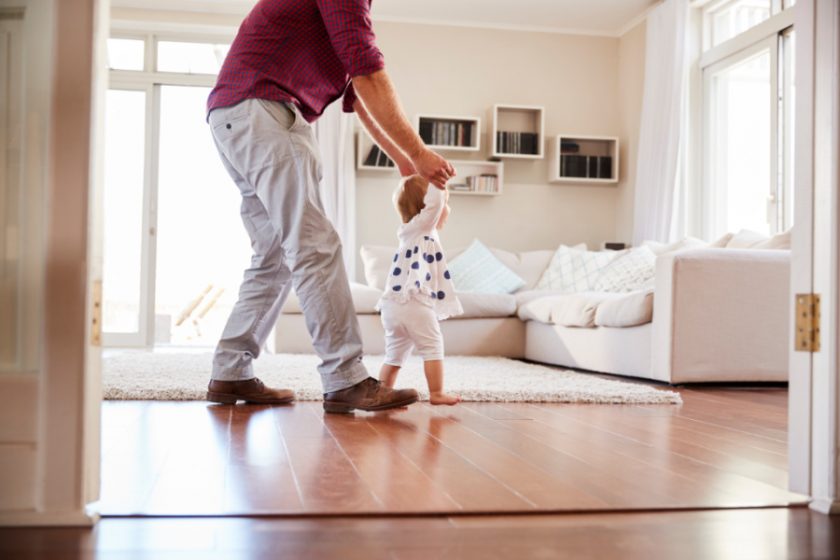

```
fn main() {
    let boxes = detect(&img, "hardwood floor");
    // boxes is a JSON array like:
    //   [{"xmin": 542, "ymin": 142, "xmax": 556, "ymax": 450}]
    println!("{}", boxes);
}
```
[
  {"xmin": 2, "ymin": 508, "xmax": 839, "ymax": 559},
  {"xmin": 99, "ymin": 384, "xmax": 806, "ymax": 515}
]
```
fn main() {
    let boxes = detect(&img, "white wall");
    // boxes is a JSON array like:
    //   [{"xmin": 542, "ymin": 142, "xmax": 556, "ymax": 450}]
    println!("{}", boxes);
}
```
[{"xmin": 355, "ymin": 22, "xmax": 626, "ymax": 280}]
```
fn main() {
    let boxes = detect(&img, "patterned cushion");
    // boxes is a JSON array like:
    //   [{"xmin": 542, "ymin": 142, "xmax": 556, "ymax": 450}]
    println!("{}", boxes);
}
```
[
  {"xmin": 448, "ymin": 240, "xmax": 526, "ymax": 294},
  {"xmin": 591, "ymin": 246, "xmax": 657, "ymax": 293},
  {"xmin": 535, "ymin": 245, "xmax": 623, "ymax": 293}
]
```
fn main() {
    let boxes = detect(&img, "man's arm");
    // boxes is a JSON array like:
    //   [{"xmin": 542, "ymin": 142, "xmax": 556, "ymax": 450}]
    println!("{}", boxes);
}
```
[
  {"xmin": 354, "ymin": 99, "xmax": 415, "ymax": 177},
  {"xmin": 352, "ymin": 69, "xmax": 455, "ymax": 189}
]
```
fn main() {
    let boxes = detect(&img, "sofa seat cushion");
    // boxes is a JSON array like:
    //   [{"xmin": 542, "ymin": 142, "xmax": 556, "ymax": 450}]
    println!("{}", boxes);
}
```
[
  {"xmin": 282, "ymin": 282, "xmax": 382, "ymax": 315},
  {"xmin": 514, "ymin": 289, "xmax": 561, "ymax": 307},
  {"xmin": 594, "ymin": 290, "xmax": 654, "ymax": 327},
  {"xmin": 455, "ymin": 291, "xmax": 517, "ymax": 318},
  {"xmin": 518, "ymin": 290, "xmax": 654, "ymax": 328},
  {"xmin": 518, "ymin": 293, "xmax": 609, "ymax": 327}
]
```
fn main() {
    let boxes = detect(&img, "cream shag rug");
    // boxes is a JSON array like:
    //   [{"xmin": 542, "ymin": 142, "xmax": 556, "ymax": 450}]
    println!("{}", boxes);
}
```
[{"xmin": 102, "ymin": 352, "xmax": 682, "ymax": 405}]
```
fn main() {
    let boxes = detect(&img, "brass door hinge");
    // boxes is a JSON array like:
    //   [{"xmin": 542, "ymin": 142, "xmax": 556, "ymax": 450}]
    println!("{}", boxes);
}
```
[
  {"xmin": 795, "ymin": 293, "xmax": 821, "ymax": 352},
  {"xmin": 91, "ymin": 280, "xmax": 102, "ymax": 347}
]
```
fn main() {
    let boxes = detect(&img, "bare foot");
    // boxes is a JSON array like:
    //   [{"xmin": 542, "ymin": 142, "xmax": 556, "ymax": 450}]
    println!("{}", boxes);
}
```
[{"xmin": 429, "ymin": 392, "xmax": 461, "ymax": 406}]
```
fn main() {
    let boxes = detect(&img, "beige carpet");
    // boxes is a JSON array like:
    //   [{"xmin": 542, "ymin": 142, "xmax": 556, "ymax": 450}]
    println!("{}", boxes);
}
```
[{"xmin": 102, "ymin": 352, "xmax": 682, "ymax": 404}]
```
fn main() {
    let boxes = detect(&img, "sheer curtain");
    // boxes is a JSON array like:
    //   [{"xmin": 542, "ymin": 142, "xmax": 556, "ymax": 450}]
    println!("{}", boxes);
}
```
[
  {"xmin": 632, "ymin": 0, "xmax": 689, "ymax": 245},
  {"xmin": 314, "ymin": 100, "xmax": 357, "ymax": 279}
]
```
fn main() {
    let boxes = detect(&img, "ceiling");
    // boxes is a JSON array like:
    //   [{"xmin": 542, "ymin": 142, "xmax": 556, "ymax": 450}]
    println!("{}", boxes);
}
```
[{"xmin": 111, "ymin": 0, "xmax": 660, "ymax": 36}]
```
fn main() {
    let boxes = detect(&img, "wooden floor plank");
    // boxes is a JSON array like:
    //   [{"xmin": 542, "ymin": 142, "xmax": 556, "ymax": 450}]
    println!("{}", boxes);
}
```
[
  {"xmin": 98, "ymin": 382, "xmax": 808, "ymax": 515},
  {"xmin": 517, "ymin": 403, "xmax": 804, "ymax": 506},
  {"xmin": 273, "ymin": 402, "xmax": 384, "ymax": 513},
  {"xmin": 316, "ymin": 405, "xmax": 463, "ymax": 512},
  {"xmin": 3, "ymin": 509, "xmax": 838, "ymax": 559},
  {"xmin": 363, "ymin": 404, "xmax": 537, "ymax": 511}
]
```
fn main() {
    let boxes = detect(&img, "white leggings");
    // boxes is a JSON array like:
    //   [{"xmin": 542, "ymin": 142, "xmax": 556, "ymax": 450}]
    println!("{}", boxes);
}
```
[{"xmin": 379, "ymin": 299, "xmax": 444, "ymax": 366}]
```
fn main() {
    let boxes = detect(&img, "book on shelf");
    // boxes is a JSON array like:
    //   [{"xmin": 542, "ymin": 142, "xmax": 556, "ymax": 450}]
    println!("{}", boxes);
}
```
[
  {"xmin": 419, "ymin": 118, "xmax": 474, "ymax": 148},
  {"xmin": 559, "ymin": 155, "xmax": 613, "ymax": 180},
  {"xmin": 363, "ymin": 144, "xmax": 395, "ymax": 168},
  {"xmin": 496, "ymin": 131, "xmax": 539, "ymax": 155},
  {"xmin": 451, "ymin": 173, "xmax": 498, "ymax": 193},
  {"xmin": 560, "ymin": 141, "xmax": 580, "ymax": 153}
]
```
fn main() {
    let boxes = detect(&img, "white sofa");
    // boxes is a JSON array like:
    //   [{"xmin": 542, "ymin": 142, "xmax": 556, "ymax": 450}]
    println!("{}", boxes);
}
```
[{"xmin": 275, "ymin": 244, "xmax": 790, "ymax": 384}]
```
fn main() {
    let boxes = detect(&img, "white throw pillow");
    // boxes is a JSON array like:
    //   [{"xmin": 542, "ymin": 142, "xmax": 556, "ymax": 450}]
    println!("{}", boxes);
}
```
[
  {"xmin": 360, "ymin": 245, "xmax": 396, "ymax": 290},
  {"xmin": 448, "ymin": 239, "xmax": 526, "ymax": 294},
  {"xmin": 642, "ymin": 237, "xmax": 707, "ymax": 255},
  {"xmin": 726, "ymin": 229, "xmax": 769, "ymax": 248},
  {"xmin": 709, "ymin": 232, "xmax": 734, "ymax": 248},
  {"xmin": 591, "ymin": 246, "xmax": 657, "ymax": 293},
  {"xmin": 536, "ymin": 245, "xmax": 622, "ymax": 293},
  {"xmin": 753, "ymin": 228, "xmax": 792, "ymax": 250}
]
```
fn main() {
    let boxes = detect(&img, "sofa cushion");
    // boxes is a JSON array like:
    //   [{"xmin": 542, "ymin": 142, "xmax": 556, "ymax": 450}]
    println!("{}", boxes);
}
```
[
  {"xmin": 518, "ymin": 290, "xmax": 654, "ymax": 328},
  {"xmin": 536, "ymin": 245, "xmax": 623, "ymax": 293},
  {"xmin": 642, "ymin": 237, "xmax": 707, "ymax": 255},
  {"xmin": 594, "ymin": 290, "xmax": 654, "ymax": 327},
  {"xmin": 709, "ymin": 232, "xmax": 734, "ymax": 247},
  {"xmin": 591, "ymin": 246, "xmax": 657, "ymax": 293},
  {"xmin": 447, "ymin": 239, "xmax": 526, "ymax": 294},
  {"xmin": 514, "ymin": 289, "xmax": 561, "ymax": 307},
  {"xmin": 282, "ymin": 282, "xmax": 382, "ymax": 315},
  {"xmin": 517, "ymin": 295, "xmax": 559, "ymax": 323},
  {"xmin": 455, "ymin": 291, "xmax": 517, "ymax": 318},
  {"xmin": 753, "ymin": 229, "xmax": 792, "ymax": 250},
  {"xmin": 360, "ymin": 245, "xmax": 396, "ymax": 290},
  {"xmin": 490, "ymin": 248, "xmax": 557, "ymax": 291},
  {"xmin": 553, "ymin": 293, "xmax": 613, "ymax": 327},
  {"xmin": 726, "ymin": 229, "xmax": 769, "ymax": 249}
]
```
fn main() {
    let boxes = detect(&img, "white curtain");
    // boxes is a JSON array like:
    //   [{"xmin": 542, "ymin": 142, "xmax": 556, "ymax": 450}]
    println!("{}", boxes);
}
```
[
  {"xmin": 632, "ymin": 0, "xmax": 689, "ymax": 245},
  {"xmin": 313, "ymin": 101, "xmax": 357, "ymax": 279}
]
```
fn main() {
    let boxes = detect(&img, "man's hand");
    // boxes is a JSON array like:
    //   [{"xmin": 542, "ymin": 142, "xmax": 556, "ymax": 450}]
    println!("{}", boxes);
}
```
[{"xmin": 412, "ymin": 148, "xmax": 455, "ymax": 189}]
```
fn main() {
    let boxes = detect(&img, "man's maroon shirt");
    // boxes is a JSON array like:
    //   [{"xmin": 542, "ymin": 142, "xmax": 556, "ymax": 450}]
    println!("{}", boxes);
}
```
[{"xmin": 207, "ymin": 0, "xmax": 384, "ymax": 122}]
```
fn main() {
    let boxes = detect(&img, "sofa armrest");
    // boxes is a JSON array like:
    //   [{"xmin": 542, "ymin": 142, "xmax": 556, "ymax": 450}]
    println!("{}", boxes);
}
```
[{"xmin": 651, "ymin": 248, "xmax": 790, "ymax": 383}]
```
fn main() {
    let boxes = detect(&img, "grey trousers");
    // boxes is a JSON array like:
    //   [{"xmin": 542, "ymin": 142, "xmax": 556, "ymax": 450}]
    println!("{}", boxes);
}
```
[{"xmin": 208, "ymin": 98, "xmax": 368, "ymax": 393}]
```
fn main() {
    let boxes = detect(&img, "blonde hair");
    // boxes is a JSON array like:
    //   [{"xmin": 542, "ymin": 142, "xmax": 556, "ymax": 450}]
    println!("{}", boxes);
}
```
[{"xmin": 394, "ymin": 175, "xmax": 429, "ymax": 223}]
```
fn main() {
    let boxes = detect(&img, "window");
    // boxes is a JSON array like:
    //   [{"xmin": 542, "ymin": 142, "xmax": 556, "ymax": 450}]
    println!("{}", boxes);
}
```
[
  {"xmin": 700, "ymin": 1, "xmax": 794, "ymax": 238},
  {"xmin": 157, "ymin": 40, "xmax": 230, "ymax": 74},
  {"xmin": 107, "ymin": 38, "xmax": 145, "ymax": 71},
  {"xmin": 706, "ymin": 43, "xmax": 773, "ymax": 235}
]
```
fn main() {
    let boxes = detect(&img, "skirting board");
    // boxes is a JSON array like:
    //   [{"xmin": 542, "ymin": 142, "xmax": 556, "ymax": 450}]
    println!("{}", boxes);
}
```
[
  {"xmin": 0, "ymin": 508, "xmax": 99, "ymax": 527},
  {"xmin": 809, "ymin": 498, "xmax": 840, "ymax": 515}
]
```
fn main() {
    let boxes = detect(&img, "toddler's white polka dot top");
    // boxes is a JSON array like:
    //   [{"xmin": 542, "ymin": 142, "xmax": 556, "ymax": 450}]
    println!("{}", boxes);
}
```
[{"xmin": 376, "ymin": 184, "xmax": 463, "ymax": 320}]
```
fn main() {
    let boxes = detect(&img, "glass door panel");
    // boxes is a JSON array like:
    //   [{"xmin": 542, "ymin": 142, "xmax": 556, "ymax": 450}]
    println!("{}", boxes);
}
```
[
  {"xmin": 102, "ymin": 89, "xmax": 147, "ymax": 340},
  {"xmin": 154, "ymin": 85, "xmax": 251, "ymax": 347}
]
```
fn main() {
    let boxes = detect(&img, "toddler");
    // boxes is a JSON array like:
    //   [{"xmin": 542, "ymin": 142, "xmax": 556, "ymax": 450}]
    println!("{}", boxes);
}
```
[{"xmin": 376, "ymin": 174, "xmax": 463, "ymax": 405}]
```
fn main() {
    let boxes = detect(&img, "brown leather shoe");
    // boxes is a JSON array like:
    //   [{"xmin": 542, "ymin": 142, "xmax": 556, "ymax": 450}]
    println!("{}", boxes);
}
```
[
  {"xmin": 206, "ymin": 378, "xmax": 295, "ymax": 405},
  {"xmin": 323, "ymin": 377, "xmax": 419, "ymax": 414}
]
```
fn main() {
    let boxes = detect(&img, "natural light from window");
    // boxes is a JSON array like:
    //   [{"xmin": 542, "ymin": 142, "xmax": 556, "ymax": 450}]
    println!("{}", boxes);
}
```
[
  {"xmin": 102, "ymin": 89, "xmax": 146, "ymax": 334},
  {"xmin": 107, "ymin": 38, "xmax": 145, "ymax": 71},
  {"xmin": 157, "ymin": 41, "xmax": 230, "ymax": 74},
  {"xmin": 154, "ymin": 85, "xmax": 251, "ymax": 346},
  {"xmin": 709, "ymin": 48, "xmax": 772, "ymax": 236}
]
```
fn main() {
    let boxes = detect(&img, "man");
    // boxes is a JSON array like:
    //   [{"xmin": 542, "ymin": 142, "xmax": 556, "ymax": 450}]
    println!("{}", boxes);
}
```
[{"xmin": 204, "ymin": 0, "xmax": 455, "ymax": 413}]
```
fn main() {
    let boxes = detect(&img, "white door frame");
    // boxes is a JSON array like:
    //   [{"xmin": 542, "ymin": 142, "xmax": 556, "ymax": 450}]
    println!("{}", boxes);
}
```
[{"xmin": 798, "ymin": 0, "xmax": 840, "ymax": 514}]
